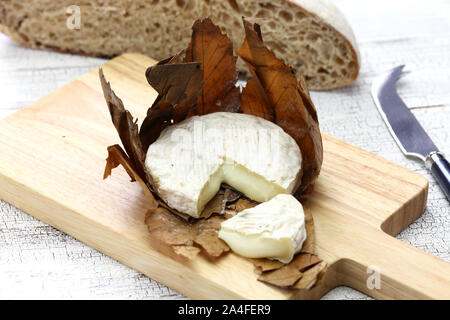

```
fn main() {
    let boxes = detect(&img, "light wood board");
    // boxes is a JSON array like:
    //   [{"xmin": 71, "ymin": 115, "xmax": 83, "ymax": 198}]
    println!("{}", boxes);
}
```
[{"xmin": 0, "ymin": 53, "xmax": 449, "ymax": 299}]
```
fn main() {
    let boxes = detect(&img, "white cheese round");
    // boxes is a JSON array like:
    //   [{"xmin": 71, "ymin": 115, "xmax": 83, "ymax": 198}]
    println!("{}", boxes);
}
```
[
  {"xmin": 145, "ymin": 112, "xmax": 302, "ymax": 218},
  {"xmin": 218, "ymin": 194, "xmax": 307, "ymax": 263}
]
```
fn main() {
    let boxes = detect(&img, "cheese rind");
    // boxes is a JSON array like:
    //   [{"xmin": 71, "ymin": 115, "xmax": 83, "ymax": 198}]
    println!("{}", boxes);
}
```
[
  {"xmin": 218, "ymin": 194, "xmax": 307, "ymax": 263},
  {"xmin": 145, "ymin": 112, "xmax": 302, "ymax": 218}
]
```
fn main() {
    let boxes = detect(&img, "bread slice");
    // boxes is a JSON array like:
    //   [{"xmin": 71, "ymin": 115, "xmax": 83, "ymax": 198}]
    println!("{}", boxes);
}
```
[{"xmin": 0, "ymin": 0, "xmax": 360, "ymax": 90}]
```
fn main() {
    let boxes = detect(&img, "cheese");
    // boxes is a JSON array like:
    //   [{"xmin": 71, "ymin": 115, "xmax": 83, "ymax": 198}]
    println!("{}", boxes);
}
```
[
  {"xmin": 218, "ymin": 194, "xmax": 307, "ymax": 263},
  {"xmin": 145, "ymin": 112, "xmax": 302, "ymax": 218}
]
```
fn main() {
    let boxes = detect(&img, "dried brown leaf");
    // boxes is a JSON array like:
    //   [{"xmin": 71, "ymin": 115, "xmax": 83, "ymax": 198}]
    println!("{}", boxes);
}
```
[
  {"xmin": 200, "ymin": 187, "xmax": 243, "ymax": 219},
  {"xmin": 236, "ymin": 18, "xmax": 323, "ymax": 196},
  {"xmin": 99, "ymin": 68, "xmax": 148, "ymax": 182},
  {"xmin": 252, "ymin": 259, "xmax": 284, "ymax": 272},
  {"xmin": 234, "ymin": 198, "xmax": 258, "ymax": 212},
  {"xmin": 104, "ymin": 145, "xmax": 158, "ymax": 209},
  {"xmin": 255, "ymin": 253, "xmax": 323, "ymax": 289},
  {"xmin": 223, "ymin": 187, "xmax": 242, "ymax": 204},
  {"xmin": 146, "ymin": 208, "xmax": 193, "ymax": 246},
  {"xmin": 200, "ymin": 190, "xmax": 225, "ymax": 219},
  {"xmin": 240, "ymin": 76, "xmax": 274, "ymax": 121},
  {"xmin": 290, "ymin": 253, "xmax": 322, "ymax": 272},
  {"xmin": 145, "ymin": 207, "xmax": 229, "ymax": 258},
  {"xmin": 258, "ymin": 265, "xmax": 303, "ymax": 287},
  {"xmin": 184, "ymin": 18, "xmax": 241, "ymax": 115},
  {"xmin": 193, "ymin": 216, "xmax": 230, "ymax": 257},
  {"xmin": 139, "ymin": 61, "xmax": 204, "ymax": 151},
  {"xmin": 104, "ymin": 144, "xmax": 136, "ymax": 182},
  {"xmin": 292, "ymin": 261, "xmax": 327, "ymax": 290}
]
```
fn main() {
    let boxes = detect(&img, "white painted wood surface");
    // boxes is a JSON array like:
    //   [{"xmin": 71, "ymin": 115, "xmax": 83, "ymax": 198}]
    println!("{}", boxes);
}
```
[{"xmin": 0, "ymin": 0, "xmax": 448, "ymax": 299}]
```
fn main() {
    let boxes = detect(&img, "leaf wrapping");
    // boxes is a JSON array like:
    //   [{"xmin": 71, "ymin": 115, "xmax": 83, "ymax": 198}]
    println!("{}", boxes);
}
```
[
  {"xmin": 184, "ymin": 18, "xmax": 241, "ymax": 115},
  {"xmin": 139, "ymin": 60, "xmax": 204, "ymax": 151},
  {"xmin": 236, "ymin": 18, "xmax": 323, "ymax": 195},
  {"xmin": 104, "ymin": 144, "xmax": 158, "ymax": 209},
  {"xmin": 240, "ymin": 76, "xmax": 274, "ymax": 120},
  {"xmin": 100, "ymin": 69, "xmax": 148, "ymax": 182}
]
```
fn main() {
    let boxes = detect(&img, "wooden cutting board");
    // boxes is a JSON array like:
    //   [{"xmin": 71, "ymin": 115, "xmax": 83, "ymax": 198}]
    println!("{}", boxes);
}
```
[{"xmin": 0, "ymin": 53, "xmax": 449, "ymax": 300}]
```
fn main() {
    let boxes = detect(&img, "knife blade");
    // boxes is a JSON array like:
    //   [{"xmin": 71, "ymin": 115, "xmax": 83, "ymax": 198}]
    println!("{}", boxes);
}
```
[{"xmin": 371, "ymin": 65, "xmax": 450, "ymax": 201}]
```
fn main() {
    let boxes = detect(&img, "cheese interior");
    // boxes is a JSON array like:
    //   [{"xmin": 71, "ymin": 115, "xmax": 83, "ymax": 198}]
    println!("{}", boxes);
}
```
[
  {"xmin": 218, "ymin": 230, "xmax": 295, "ymax": 262},
  {"xmin": 218, "ymin": 194, "xmax": 307, "ymax": 263},
  {"xmin": 198, "ymin": 161, "xmax": 286, "ymax": 214}
]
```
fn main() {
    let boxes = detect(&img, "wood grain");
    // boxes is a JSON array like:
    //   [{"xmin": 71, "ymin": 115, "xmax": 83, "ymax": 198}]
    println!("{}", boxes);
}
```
[{"xmin": 0, "ymin": 53, "xmax": 448, "ymax": 299}]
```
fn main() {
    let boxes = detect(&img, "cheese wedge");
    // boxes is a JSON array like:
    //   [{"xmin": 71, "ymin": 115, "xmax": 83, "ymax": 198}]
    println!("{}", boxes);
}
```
[
  {"xmin": 145, "ymin": 112, "xmax": 302, "ymax": 218},
  {"xmin": 218, "ymin": 194, "xmax": 307, "ymax": 263}
]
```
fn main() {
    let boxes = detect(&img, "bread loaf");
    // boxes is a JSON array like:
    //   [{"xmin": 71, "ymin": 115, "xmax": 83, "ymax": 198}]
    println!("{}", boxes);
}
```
[{"xmin": 0, "ymin": 0, "xmax": 360, "ymax": 90}]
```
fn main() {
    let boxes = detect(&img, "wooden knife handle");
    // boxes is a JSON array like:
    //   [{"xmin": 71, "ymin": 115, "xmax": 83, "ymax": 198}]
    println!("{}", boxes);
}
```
[{"xmin": 426, "ymin": 152, "xmax": 450, "ymax": 201}]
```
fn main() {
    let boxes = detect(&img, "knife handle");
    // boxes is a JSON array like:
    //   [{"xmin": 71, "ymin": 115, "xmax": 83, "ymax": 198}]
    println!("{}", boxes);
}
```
[{"xmin": 426, "ymin": 152, "xmax": 450, "ymax": 201}]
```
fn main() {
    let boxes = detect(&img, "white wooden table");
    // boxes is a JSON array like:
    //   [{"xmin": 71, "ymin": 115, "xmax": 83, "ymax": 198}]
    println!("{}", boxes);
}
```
[{"xmin": 0, "ymin": 0, "xmax": 448, "ymax": 300}]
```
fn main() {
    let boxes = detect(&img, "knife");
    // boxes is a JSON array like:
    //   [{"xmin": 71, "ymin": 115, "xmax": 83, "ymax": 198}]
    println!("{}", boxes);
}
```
[{"xmin": 371, "ymin": 65, "xmax": 450, "ymax": 201}]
